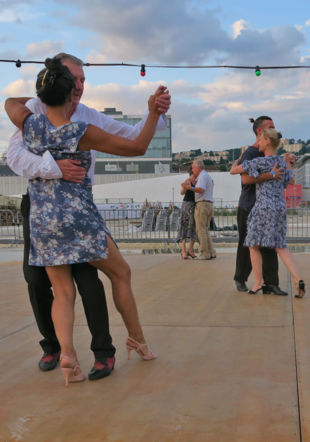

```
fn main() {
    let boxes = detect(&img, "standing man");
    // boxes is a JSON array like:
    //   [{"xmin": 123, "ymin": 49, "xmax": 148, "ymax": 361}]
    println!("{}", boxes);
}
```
[
  {"xmin": 186, "ymin": 159, "xmax": 216, "ymax": 260},
  {"xmin": 233, "ymin": 116, "xmax": 287, "ymax": 295},
  {"xmin": 7, "ymin": 52, "xmax": 171, "ymax": 379}
]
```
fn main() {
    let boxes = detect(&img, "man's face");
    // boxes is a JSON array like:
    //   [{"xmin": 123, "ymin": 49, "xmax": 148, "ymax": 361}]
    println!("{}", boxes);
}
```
[
  {"xmin": 192, "ymin": 162, "xmax": 200, "ymax": 177},
  {"xmin": 257, "ymin": 119, "xmax": 275, "ymax": 136},
  {"xmin": 257, "ymin": 119, "xmax": 275, "ymax": 152},
  {"xmin": 62, "ymin": 59, "xmax": 85, "ymax": 108}
]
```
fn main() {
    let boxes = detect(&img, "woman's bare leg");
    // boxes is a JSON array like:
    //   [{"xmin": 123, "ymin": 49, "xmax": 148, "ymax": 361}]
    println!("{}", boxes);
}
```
[
  {"xmin": 188, "ymin": 238, "xmax": 195, "ymax": 256},
  {"xmin": 275, "ymin": 248, "xmax": 301, "ymax": 286},
  {"xmin": 181, "ymin": 239, "xmax": 188, "ymax": 258},
  {"xmin": 249, "ymin": 246, "xmax": 264, "ymax": 290},
  {"xmin": 90, "ymin": 236, "xmax": 145, "ymax": 343},
  {"xmin": 45, "ymin": 265, "xmax": 78, "ymax": 360}
]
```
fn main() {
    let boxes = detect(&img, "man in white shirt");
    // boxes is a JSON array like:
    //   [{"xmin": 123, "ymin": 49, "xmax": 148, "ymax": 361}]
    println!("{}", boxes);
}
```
[
  {"xmin": 186, "ymin": 159, "xmax": 216, "ymax": 260},
  {"xmin": 7, "ymin": 52, "xmax": 171, "ymax": 380}
]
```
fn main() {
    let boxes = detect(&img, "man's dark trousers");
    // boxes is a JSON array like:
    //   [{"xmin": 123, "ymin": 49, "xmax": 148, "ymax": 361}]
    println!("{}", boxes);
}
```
[
  {"xmin": 21, "ymin": 192, "xmax": 115, "ymax": 359},
  {"xmin": 234, "ymin": 207, "xmax": 279, "ymax": 285}
]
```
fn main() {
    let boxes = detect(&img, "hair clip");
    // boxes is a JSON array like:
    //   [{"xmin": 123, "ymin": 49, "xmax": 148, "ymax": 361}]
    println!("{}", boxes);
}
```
[{"xmin": 41, "ymin": 69, "xmax": 49, "ymax": 87}]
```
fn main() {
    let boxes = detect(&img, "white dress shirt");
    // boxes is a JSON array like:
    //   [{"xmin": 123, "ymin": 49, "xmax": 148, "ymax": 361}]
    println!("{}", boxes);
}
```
[
  {"xmin": 195, "ymin": 169, "xmax": 214, "ymax": 202},
  {"xmin": 7, "ymin": 99, "xmax": 167, "ymax": 184}
]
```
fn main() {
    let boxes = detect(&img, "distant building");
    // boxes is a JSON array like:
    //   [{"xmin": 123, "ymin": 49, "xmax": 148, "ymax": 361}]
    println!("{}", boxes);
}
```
[
  {"xmin": 95, "ymin": 108, "xmax": 172, "ymax": 175},
  {"xmin": 280, "ymin": 139, "xmax": 303, "ymax": 153}
]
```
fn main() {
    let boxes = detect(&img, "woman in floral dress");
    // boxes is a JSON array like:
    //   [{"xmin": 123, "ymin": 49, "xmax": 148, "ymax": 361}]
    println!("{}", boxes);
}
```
[
  {"xmin": 176, "ymin": 169, "xmax": 198, "ymax": 259},
  {"xmin": 230, "ymin": 128, "xmax": 305, "ymax": 298},
  {"xmin": 5, "ymin": 57, "xmax": 165, "ymax": 385}
]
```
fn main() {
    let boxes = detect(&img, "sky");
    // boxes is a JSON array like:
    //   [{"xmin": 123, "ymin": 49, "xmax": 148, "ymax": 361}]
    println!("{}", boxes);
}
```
[{"xmin": 1, "ymin": 0, "xmax": 310, "ymax": 156}]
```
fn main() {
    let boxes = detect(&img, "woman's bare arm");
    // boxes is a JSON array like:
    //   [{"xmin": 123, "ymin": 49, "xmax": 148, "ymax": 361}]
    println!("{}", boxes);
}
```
[
  {"xmin": 5, "ymin": 98, "xmax": 33, "ymax": 131},
  {"xmin": 230, "ymin": 160, "xmax": 245, "ymax": 175},
  {"xmin": 79, "ymin": 89, "xmax": 163, "ymax": 156}
]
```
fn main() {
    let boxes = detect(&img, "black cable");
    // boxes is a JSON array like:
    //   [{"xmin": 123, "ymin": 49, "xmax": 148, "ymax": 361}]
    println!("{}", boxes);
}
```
[{"xmin": 1, "ymin": 58, "xmax": 310, "ymax": 71}]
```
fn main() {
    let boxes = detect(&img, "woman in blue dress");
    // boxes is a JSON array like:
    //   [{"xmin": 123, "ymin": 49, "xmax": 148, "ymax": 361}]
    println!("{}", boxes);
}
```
[
  {"xmin": 231, "ymin": 128, "xmax": 305, "ymax": 298},
  {"xmin": 5, "ymin": 58, "xmax": 166, "ymax": 385}
]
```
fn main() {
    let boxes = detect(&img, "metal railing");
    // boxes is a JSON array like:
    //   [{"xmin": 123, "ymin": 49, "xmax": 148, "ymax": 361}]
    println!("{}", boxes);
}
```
[
  {"xmin": 0, "ymin": 206, "xmax": 309, "ymax": 245},
  {"xmin": 0, "ymin": 209, "xmax": 23, "ymax": 245},
  {"xmin": 96, "ymin": 205, "xmax": 310, "ymax": 243}
]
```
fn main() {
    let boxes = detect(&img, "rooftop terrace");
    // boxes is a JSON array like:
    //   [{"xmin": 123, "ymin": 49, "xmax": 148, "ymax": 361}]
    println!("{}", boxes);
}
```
[{"xmin": 1, "ymin": 249, "xmax": 310, "ymax": 441}]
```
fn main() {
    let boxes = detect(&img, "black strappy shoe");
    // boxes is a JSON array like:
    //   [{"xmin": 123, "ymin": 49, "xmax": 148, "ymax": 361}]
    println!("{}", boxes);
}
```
[
  {"xmin": 248, "ymin": 286, "xmax": 263, "ymax": 295},
  {"xmin": 295, "ymin": 280, "xmax": 305, "ymax": 298}
]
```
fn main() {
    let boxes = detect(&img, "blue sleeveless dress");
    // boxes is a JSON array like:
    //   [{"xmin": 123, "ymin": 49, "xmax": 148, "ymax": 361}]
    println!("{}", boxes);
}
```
[
  {"xmin": 242, "ymin": 155, "xmax": 291, "ymax": 248},
  {"xmin": 23, "ymin": 114, "xmax": 110, "ymax": 266}
]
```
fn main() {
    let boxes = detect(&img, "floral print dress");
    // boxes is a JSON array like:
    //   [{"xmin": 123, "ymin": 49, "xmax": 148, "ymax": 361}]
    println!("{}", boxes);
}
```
[
  {"xmin": 23, "ymin": 113, "xmax": 110, "ymax": 266},
  {"xmin": 242, "ymin": 155, "xmax": 291, "ymax": 248},
  {"xmin": 176, "ymin": 191, "xmax": 198, "ymax": 242}
]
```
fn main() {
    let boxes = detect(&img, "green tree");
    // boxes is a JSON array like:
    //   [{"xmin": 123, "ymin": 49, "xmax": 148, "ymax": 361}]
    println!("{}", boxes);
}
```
[{"xmin": 203, "ymin": 159, "xmax": 214, "ymax": 166}]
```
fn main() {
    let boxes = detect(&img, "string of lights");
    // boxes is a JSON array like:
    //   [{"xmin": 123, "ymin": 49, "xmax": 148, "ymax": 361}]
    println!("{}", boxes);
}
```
[{"xmin": 1, "ymin": 59, "xmax": 310, "ymax": 77}]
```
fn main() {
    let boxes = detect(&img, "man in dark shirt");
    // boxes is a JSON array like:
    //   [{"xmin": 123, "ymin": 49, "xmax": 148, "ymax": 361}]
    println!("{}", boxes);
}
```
[{"xmin": 234, "ymin": 116, "xmax": 287, "ymax": 295}]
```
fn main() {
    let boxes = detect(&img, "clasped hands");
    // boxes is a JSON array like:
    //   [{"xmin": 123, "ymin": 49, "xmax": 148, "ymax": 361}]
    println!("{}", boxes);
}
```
[
  {"xmin": 182, "ymin": 177, "xmax": 195, "ymax": 190},
  {"xmin": 148, "ymin": 85, "xmax": 171, "ymax": 115}
]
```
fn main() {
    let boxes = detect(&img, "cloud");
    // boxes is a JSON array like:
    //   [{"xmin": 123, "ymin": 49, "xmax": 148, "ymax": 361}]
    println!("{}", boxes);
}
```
[
  {"xmin": 0, "ymin": 2, "xmax": 39, "ymax": 23},
  {"xmin": 167, "ymin": 68, "xmax": 310, "ymax": 150},
  {"xmin": 232, "ymin": 19, "xmax": 251, "ymax": 39},
  {"xmin": 54, "ymin": 0, "xmax": 306, "ymax": 68},
  {"xmin": 56, "ymin": 0, "xmax": 229, "ymax": 63},
  {"xmin": 0, "ymin": 49, "xmax": 20, "ymax": 59},
  {"xmin": 2, "ymin": 78, "xmax": 35, "ymax": 96},
  {"xmin": 82, "ymin": 79, "xmax": 166, "ymax": 114},
  {"xmin": 85, "ymin": 51, "xmax": 108, "ymax": 65},
  {"xmin": 223, "ymin": 25, "xmax": 305, "ymax": 65},
  {"xmin": 305, "ymin": 19, "xmax": 310, "ymax": 27},
  {"xmin": 26, "ymin": 40, "xmax": 65, "ymax": 58}
]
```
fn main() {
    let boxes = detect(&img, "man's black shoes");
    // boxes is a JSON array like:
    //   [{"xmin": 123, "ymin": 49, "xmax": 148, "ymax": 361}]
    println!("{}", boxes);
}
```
[
  {"xmin": 263, "ymin": 285, "xmax": 288, "ymax": 296},
  {"xmin": 235, "ymin": 281, "xmax": 248, "ymax": 292},
  {"xmin": 38, "ymin": 352, "xmax": 60, "ymax": 371},
  {"xmin": 88, "ymin": 357, "xmax": 115, "ymax": 381},
  {"xmin": 235, "ymin": 281, "xmax": 288, "ymax": 296}
]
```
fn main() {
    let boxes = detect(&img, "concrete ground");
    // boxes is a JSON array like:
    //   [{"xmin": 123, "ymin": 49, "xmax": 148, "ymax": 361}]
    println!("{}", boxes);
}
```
[{"xmin": 0, "ymin": 249, "xmax": 309, "ymax": 442}]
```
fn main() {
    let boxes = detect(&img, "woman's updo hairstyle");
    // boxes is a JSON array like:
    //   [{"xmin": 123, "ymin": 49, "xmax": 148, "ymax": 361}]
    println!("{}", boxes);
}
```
[
  {"xmin": 36, "ymin": 57, "xmax": 75, "ymax": 106},
  {"xmin": 262, "ymin": 128, "xmax": 282, "ymax": 150}
]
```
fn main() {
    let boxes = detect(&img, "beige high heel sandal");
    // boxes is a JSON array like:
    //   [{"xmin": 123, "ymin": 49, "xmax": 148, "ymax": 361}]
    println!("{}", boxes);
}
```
[
  {"xmin": 126, "ymin": 337, "xmax": 157, "ymax": 361},
  {"xmin": 60, "ymin": 355, "xmax": 86, "ymax": 387}
]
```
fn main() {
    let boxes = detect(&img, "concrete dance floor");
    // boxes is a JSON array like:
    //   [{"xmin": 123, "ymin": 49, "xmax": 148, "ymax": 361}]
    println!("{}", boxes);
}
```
[{"xmin": 1, "ymin": 251, "xmax": 310, "ymax": 442}]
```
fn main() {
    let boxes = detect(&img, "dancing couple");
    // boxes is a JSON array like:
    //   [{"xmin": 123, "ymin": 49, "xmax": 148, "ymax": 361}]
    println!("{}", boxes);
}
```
[
  {"xmin": 231, "ymin": 126, "xmax": 305, "ymax": 298},
  {"xmin": 5, "ymin": 56, "xmax": 171, "ymax": 386}
]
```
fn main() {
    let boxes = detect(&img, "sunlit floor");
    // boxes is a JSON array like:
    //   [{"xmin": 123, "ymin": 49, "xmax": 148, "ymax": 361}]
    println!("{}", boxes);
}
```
[{"xmin": 1, "ymin": 250, "xmax": 310, "ymax": 442}]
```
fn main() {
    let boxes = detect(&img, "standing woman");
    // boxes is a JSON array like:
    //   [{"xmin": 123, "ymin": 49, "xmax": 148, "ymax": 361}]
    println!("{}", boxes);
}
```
[
  {"xmin": 230, "ymin": 128, "xmax": 305, "ymax": 297},
  {"xmin": 176, "ymin": 169, "xmax": 198, "ymax": 259},
  {"xmin": 5, "ymin": 57, "xmax": 165, "ymax": 385}
]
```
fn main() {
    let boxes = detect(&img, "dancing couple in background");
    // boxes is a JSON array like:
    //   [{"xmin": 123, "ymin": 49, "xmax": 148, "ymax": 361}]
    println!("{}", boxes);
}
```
[{"xmin": 231, "ymin": 126, "xmax": 305, "ymax": 298}]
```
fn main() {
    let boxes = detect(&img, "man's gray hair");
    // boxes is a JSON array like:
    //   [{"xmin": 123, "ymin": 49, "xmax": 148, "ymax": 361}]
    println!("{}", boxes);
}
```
[
  {"xmin": 193, "ymin": 159, "xmax": 204, "ymax": 169},
  {"xmin": 55, "ymin": 53, "xmax": 83, "ymax": 66}
]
